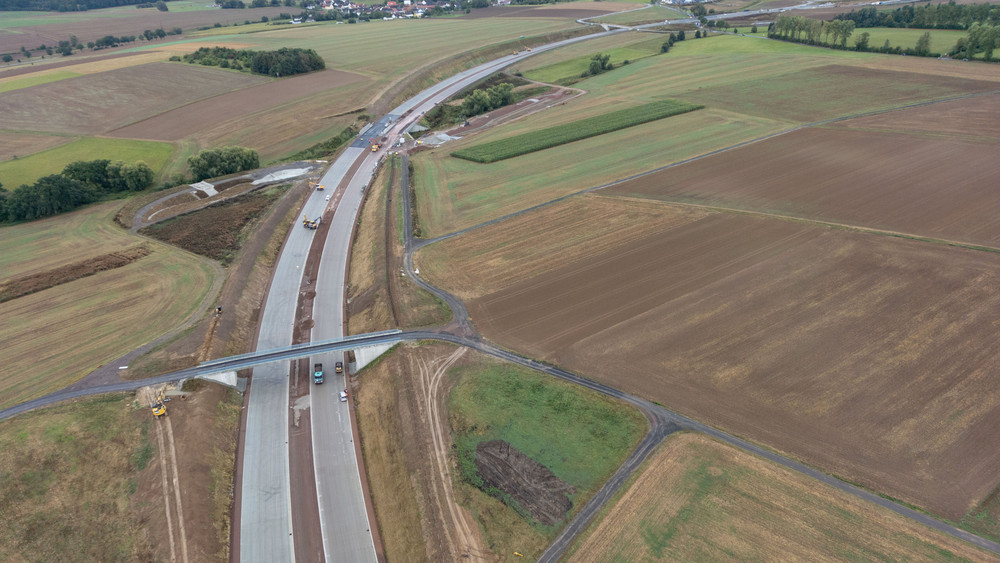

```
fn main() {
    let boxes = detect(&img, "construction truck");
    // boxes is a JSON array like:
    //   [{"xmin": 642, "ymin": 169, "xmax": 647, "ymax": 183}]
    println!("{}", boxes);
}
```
[
  {"xmin": 303, "ymin": 214, "xmax": 321, "ymax": 229},
  {"xmin": 371, "ymin": 143, "xmax": 381, "ymax": 152},
  {"xmin": 314, "ymin": 363, "xmax": 324, "ymax": 384}
]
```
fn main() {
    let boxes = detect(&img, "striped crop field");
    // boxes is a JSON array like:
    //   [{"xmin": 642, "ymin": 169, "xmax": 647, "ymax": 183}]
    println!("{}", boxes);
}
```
[{"xmin": 450, "ymin": 99, "xmax": 702, "ymax": 163}]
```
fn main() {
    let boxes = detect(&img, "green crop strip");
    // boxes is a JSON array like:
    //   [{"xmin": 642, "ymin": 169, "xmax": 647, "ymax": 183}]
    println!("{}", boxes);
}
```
[{"xmin": 451, "ymin": 99, "xmax": 703, "ymax": 163}]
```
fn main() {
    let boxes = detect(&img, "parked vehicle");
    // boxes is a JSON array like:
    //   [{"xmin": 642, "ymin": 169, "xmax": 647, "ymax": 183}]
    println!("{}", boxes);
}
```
[
  {"xmin": 335, "ymin": 361, "xmax": 343, "ymax": 374},
  {"xmin": 314, "ymin": 363, "xmax": 324, "ymax": 384},
  {"xmin": 339, "ymin": 390, "xmax": 348, "ymax": 402}
]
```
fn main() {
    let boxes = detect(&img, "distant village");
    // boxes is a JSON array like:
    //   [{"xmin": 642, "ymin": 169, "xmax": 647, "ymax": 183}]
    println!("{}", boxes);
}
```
[{"xmin": 293, "ymin": 0, "xmax": 463, "ymax": 21}]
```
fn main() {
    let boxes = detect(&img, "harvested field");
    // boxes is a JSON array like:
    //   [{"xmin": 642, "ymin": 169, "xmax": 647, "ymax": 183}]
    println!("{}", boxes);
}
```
[
  {"xmin": 0, "ymin": 247, "xmax": 214, "ymax": 409},
  {"xmin": 426, "ymin": 204, "xmax": 1000, "ymax": 519},
  {"xmin": 0, "ymin": 6, "xmax": 291, "ymax": 50},
  {"xmin": 569, "ymin": 433, "xmax": 999, "ymax": 562},
  {"xmin": 686, "ymin": 64, "xmax": 999, "ymax": 122},
  {"xmin": 829, "ymin": 92, "xmax": 1000, "ymax": 141},
  {"xmin": 108, "ymin": 68, "xmax": 368, "ymax": 142},
  {"xmin": 605, "ymin": 126, "xmax": 1000, "ymax": 247},
  {"xmin": 0, "ymin": 245, "xmax": 151, "ymax": 303},
  {"xmin": 459, "ymin": 2, "xmax": 633, "ymax": 19},
  {"xmin": 0, "ymin": 201, "xmax": 136, "ymax": 280},
  {"xmin": 418, "ymin": 194, "xmax": 706, "ymax": 299},
  {"xmin": 0, "ymin": 132, "xmax": 72, "ymax": 163},
  {"xmin": 2, "ymin": 62, "xmax": 267, "ymax": 135}
]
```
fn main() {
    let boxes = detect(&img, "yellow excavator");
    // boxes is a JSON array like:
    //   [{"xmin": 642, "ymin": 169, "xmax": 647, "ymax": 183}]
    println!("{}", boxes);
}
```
[{"xmin": 150, "ymin": 388, "xmax": 167, "ymax": 418}]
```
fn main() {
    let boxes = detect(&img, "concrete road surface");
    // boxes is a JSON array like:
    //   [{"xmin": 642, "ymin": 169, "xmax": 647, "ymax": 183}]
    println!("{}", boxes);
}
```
[{"xmin": 240, "ymin": 170, "xmax": 331, "ymax": 562}]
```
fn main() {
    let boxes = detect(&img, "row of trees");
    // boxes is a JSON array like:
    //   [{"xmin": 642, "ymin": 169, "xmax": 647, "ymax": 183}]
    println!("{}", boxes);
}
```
[
  {"xmin": 770, "ymin": 15, "xmax": 857, "ymax": 48},
  {"xmin": 954, "ymin": 22, "xmax": 999, "ymax": 60},
  {"xmin": 187, "ymin": 146, "xmax": 259, "ymax": 182},
  {"xmin": 835, "ymin": 2, "xmax": 1000, "ymax": 30},
  {"xmin": 0, "ymin": 0, "xmax": 168, "ymax": 11},
  {"xmin": 0, "ymin": 26, "xmax": 182, "ymax": 61},
  {"xmin": 178, "ymin": 46, "xmax": 325, "ymax": 77},
  {"xmin": 771, "ymin": 14, "xmax": 997, "ymax": 59},
  {"xmin": 0, "ymin": 160, "xmax": 153, "ymax": 222}
]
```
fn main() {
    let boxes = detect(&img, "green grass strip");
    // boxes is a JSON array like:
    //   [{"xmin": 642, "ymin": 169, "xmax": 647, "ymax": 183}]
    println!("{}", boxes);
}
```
[{"xmin": 451, "ymin": 99, "xmax": 703, "ymax": 163}]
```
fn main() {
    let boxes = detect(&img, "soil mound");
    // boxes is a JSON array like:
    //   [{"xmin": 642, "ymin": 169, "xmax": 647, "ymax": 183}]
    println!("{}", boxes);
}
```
[{"xmin": 474, "ymin": 440, "xmax": 575, "ymax": 526}]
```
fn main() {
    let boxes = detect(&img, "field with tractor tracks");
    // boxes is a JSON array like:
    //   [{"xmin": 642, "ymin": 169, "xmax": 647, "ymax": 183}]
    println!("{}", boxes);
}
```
[
  {"xmin": 421, "ymin": 197, "xmax": 1000, "ymax": 521},
  {"xmin": 569, "ymin": 433, "xmax": 999, "ymax": 562}
]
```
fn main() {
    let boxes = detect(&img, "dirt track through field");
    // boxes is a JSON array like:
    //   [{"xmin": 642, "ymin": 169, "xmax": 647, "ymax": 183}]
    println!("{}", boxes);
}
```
[
  {"xmin": 415, "ymin": 347, "xmax": 485, "ymax": 560},
  {"xmin": 140, "ymin": 385, "xmax": 189, "ymax": 563}
]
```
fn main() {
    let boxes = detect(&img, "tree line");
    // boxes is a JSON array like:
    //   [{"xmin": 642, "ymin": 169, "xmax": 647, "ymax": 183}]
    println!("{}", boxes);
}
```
[
  {"xmin": 834, "ymin": 2, "xmax": 1000, "ymax": 30},
  {"xmin": 0, "ymin": 160, "xmax": 153, "ymax": 222},
  {"xmin": 177, "ymin": 46, "xmax": 324, "ymax": 77},
  {"xmin": 770, "ymin": 14, "xmax": 998, "ymax": 60},
  {"xmin": 0, "ymin": 0, "xmax": 164, "ymax": 11}
]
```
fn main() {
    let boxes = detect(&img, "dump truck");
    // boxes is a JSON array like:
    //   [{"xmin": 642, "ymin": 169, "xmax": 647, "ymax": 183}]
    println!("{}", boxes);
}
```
[
  {"xmin": 314, "ymin": 363, "xmax": 324, "ymax": 384},
  {"xmin": 335, "ymin": 361, "xmax": 343, "ymax": 374}
]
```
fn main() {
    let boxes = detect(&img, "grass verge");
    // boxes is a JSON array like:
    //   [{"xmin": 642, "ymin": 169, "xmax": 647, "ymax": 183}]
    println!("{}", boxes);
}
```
[
  {"xmin": 448, "ymin": 358, "xmax": 647, "ymax": 558},
  {"xmin": 451, "ymin": 99, "xmax": 702, "ymax": 163},
  {"xmin": 0, "ymin": 394, "xmax": 153, "ymax": 561}
]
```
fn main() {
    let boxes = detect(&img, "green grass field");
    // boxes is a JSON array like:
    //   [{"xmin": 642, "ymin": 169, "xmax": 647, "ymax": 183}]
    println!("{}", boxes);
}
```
[
  {"xmin": 0, "ymin": 394, "xmax": 153, "ymax": 561},
  {"xmin": 448, "ymin": 356, "xmax": 646, "ymax": 557},
  {"xmin": 592, "ymin": 4, "xmax": 688, "ymax": 25},
  {"xmin": 0, "ymin": 137, "xmax": 174, "ymax": 188},
  {"xmin": 0, "ymin": 71, "xmax": 82, "ymax": 94},
  {"xmin": 858, "ymin": 27, "xmax": 968, "ymax": 55},
  {"xmin": 453, "ymin": 99, "xmax": 702, "ymax": 163},
  {"xmin": 451, "ymin": 361, "xmax": 646, "ymax": 493}
]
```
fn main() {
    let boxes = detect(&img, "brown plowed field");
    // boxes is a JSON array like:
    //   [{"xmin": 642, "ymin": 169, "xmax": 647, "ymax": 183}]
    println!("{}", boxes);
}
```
[
  {"xmin": 829, "ymin": 92, "xmax": 1000, "ymax": 140},
  {"xmin": 606, "ymin": 126, "xmax": 1000, "ymax": 247},
  {"xmin": 108, "ymin": 68, "xmax": 367, "ymax": 141},
  {"xmin": 2, "ymin": 62, "xmax": 267, "ymax": 135},
  {"xmin": 0, "ymin": 132, "xmax": 73, "ymax": 161},
  {"xmin": 446, "ymin": 207, "xmax": 1000, "ymax": 519}
]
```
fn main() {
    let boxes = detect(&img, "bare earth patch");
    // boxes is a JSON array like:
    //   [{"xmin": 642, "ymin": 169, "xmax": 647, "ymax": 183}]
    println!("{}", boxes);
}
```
[{"xmin": 475, "ymin": 439, "xmax": 575, "ymax": 526}]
